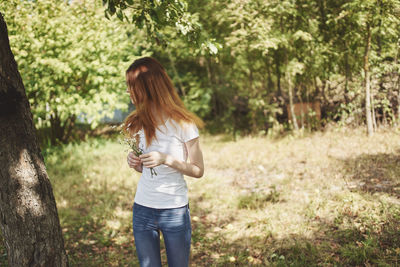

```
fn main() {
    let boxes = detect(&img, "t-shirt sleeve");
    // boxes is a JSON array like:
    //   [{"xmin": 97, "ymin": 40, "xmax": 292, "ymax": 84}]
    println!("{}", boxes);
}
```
[{"xmin": 181, "ymin": 122, "xmax": 199, "ymax": 143}]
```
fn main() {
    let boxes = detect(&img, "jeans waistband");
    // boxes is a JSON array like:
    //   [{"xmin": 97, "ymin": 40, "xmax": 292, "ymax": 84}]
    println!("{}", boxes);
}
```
[{"xmin": 134, "ymin": 202, "xmax": 189, "ymax": 210}]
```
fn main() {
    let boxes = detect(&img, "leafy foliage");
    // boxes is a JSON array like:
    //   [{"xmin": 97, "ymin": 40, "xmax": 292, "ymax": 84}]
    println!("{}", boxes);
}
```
[
  {"xmin": 3, "ymin": 0, "xmax": 400, "ymax": 139},
  {"xmin": 146, "ymin": 0, "xmax": 400, "ymax": 134},
  {"xmin": 102, "ymin": 0, "xmax": 219, "ymax": 53},
  {"xmin": 1, "ymin": 0, "xmax": 150, "ymax": 143}
]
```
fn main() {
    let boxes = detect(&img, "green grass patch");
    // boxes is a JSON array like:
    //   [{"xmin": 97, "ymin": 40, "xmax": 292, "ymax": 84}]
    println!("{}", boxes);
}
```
[
  {"xmin": 1, "ymin": 128, "xmax": 400, "ymax": 266},
  {"xmin": 238, "ymin": 186, "xmax": 280, "ymax": 209}
]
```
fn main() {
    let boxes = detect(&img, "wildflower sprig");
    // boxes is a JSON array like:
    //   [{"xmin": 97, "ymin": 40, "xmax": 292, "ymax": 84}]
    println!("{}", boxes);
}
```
[{"xmin": 117, "ymin": 124, "xmax": 157, "ymax": 177}]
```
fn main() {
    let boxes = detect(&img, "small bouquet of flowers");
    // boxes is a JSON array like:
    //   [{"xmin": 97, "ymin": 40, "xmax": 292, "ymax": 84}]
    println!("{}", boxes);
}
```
[{"xmin": 119, "ymin": 125, "xmax": 157, "ymax": 177}]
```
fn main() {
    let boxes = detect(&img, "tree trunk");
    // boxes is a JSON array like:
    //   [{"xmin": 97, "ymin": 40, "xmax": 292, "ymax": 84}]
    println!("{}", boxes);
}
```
[
  {"xmin": 247, "ymin": 53, "xmax": 258, "ymax": 132},
  {"xmin": 396, "ymin": 47, "xmax": 400, "ymax": 124},
  {"xmin": 288, "ymin": 74, "xmax": 299, "ymax": 131},
  {"xmin": 274, "ymin": 50, "xmax": 282, "ymax": 97},
  {"xmin": 297, "ymin": 87, "xmax": 304, "ymax": 129},
  {"xmin": 397, "ymin": 67, "xmax": 400, "ymax": 124},
  {"xmin": 364, "ymin": 21, "xmax": 373, "ymax": 136},
  {"xmin": 0, "ymin": 13, "xmax": 68, "ymax": 266},
  {"xmin": 371, "ymin": 92, "xmax": 377, "ymax": 130},
  {"xmin": 376, "ymin": 0, "xmax": 383, "ymax": 127},
  {"xmin": 205, "ymin": 57, "xmax": 218, "ymax": 117},
  {"xmin": 317, "ymin": 0, "xmax": 328, "ymax": 41},
  {"xmin": 266, "ymin": 57, "xmax": 274, "ymax": 91},
  {"xmin": 167, "ymin": 50, "xmax": 185, "ymax": 97},
  {"xmin": 398, "ymin": 78, "xmax": 400, "ymax": 123},
  {"xmin": 344, "ymin": 50, "xmax": 350, "ymax": 104}
]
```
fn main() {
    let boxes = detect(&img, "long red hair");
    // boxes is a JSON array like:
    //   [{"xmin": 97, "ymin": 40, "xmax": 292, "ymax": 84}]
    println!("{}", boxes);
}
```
[{"xmin": 123, "ymin": 57, "xmax": 204, "ymax": 145}]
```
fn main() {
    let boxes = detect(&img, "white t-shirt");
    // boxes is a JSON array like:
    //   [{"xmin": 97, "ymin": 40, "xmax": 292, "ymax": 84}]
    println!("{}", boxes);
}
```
[{"xmin": 134, "ymin": 118, "xmax": 199, "ymax": 209}]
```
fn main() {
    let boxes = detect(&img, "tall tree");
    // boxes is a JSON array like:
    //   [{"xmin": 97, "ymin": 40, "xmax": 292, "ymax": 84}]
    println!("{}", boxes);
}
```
[
  {"xmin": 0, "ymin": 12, "xmax": 68, "ymax": 266},
  {"xmin": 364, "ymin": 21, "xmax": 374, "ymax": 136}
]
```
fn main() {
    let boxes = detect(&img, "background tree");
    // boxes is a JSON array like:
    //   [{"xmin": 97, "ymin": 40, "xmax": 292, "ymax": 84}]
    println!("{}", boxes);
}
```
[{"xmin": 0, "ymin": 12, "xmax": 68, "ymax": 266}]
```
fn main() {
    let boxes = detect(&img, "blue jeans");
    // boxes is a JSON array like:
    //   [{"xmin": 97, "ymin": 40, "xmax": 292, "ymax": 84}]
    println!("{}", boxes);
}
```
[{"xmin": 132, "ymin": 202, "xmax": 191, "ymax": 267}]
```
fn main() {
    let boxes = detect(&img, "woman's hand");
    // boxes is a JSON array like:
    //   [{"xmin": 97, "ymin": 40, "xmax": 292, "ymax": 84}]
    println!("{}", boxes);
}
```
[
  {"xmin": 139, "ymin": 151, "xmax": 166, "ymax": 168},
  {"xmin": 127, "ymin": 152, "xmax": 143, "ymax": 173}
]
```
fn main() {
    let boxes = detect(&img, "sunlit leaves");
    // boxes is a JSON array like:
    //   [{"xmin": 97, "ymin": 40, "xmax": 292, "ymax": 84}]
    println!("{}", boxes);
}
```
[
  {"xmin": 102, "ymin": 0, "xmax": 220, "ymax": 55},
  {"xmin": 1, "ymin": 0, "xmax": 150, "ymax": 138},
  {"xmin": 103, "ymin": 0, "xmax": 188, "ymax": 38}
]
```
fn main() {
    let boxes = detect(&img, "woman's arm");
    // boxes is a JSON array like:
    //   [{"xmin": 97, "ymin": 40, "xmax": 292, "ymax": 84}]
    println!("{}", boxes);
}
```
[
  {"xmin": 139, "ymin": 137, "xmax": 204, "ymax": 178},
  {"xmin": 166, "ymin": 137, "xmax": 204, "ymax": 178}
]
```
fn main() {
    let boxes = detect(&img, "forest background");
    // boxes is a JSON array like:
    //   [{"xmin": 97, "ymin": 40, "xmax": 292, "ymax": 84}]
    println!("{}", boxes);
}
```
[
  {"xmin": 2, "ymin": 0, "xmax": 400, "ymax": 144},
  {"xmin": 1, "ymin": 0, "xmax": 400, "ymax": 266}
]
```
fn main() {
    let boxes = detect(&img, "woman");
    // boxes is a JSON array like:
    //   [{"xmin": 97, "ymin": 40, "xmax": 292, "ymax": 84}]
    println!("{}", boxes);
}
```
[{"xmin": 124, "ymin": 57, "xmax": 204, "ymax": 267}]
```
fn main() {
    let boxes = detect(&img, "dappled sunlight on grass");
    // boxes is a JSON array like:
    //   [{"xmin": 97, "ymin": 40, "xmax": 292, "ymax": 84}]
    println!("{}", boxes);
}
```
[
  {"xmin": 187, "ymin": 128, "xmax": 400, "ymax": 266},
  {"xmin": 43, "ymin": 138, "xmax": 140, "ymax": 266},
  {"xmin": 1, "ymin": 128, "xmax": 400, "ymax": 266}
]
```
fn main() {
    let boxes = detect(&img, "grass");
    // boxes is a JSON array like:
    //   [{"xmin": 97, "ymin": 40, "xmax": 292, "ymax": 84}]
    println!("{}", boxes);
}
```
[{"xmin": 1, "ymin": 127, "xmax": 400, "ymax": 266}]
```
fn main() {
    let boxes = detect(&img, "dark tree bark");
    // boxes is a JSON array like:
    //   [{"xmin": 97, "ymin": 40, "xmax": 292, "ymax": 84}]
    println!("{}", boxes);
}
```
[
  {"xmin": 0, "ymin": 12, "xmax": 68, "ymax": 266},
  {"xmin": 274, "ymin": 50, "xmax": 282, "ymax": 97}
]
